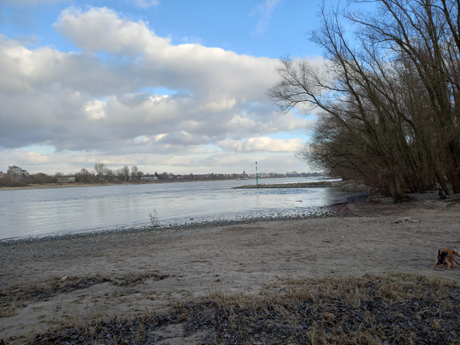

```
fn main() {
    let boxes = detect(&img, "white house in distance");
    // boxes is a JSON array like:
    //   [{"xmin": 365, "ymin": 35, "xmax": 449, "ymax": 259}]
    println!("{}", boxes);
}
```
[
  {"xmin": 7, "ymin": 165, "xmax": 29, "ymax": 177},
  {"xmin": 141, "ymin": 174, "xmax": 158, "ymax": 181},
  {"xmin": 56, "ymin": 175, "xmax": 76, "ymax": 183}
]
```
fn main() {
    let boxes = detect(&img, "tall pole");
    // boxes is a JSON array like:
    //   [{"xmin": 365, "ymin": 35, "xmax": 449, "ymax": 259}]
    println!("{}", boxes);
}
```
[{"xmin": 255, "ymin": 161, "xmax": 258, "ymax": 186}]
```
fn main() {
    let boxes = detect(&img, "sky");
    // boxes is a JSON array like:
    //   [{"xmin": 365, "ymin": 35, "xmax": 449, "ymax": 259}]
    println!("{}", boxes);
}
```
[{"xmin": 0, "ymin": 0, "xmax": 330, "ymax": 176}]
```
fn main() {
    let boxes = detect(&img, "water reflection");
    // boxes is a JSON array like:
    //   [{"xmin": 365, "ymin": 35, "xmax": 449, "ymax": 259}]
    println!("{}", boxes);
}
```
[{"xmin": 0, "ymin": 178, "xmax": 350, "ymax": 240}]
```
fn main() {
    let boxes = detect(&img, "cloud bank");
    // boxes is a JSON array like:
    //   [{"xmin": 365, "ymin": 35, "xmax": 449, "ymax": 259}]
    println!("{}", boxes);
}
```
[{"xmin": 0, "ymin": 6, "xmax": 322, "ymax": 173}]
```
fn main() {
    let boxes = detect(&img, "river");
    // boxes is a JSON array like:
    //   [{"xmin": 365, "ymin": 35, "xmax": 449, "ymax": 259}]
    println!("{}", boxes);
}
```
[{"xmin": 0, "ymin": 177, "xmax": 351, "ymax": 240}]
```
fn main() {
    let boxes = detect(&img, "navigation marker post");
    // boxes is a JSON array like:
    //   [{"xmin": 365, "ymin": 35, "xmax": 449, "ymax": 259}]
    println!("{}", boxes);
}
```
[{"xmin": 255, "ymin": 161, "xmax": 258, "ymax": 187}]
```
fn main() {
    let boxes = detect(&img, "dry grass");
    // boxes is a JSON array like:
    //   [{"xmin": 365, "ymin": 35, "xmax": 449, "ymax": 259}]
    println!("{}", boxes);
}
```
[
  {"xmin": 26, "ymin": 273, "xmax": 460, "ymax": 344},
  {"xmin": 201, "ymin": 273, "xmax": 460, "ymax": 344},
  {"xmin": 0, "ymin": 272, "xmax": 169, "ymax": 318}
]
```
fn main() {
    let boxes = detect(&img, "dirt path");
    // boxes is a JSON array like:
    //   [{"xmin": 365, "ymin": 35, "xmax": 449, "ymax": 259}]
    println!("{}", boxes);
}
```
[{"xmin": 1, "ymin": 192, "xmax": 460, "ymax": 343}]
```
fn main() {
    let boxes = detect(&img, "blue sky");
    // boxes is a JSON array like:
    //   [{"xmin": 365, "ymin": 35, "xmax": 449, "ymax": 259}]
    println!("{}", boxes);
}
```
[
  {"xmin": 1, "ymin": 1, "xmax": 324, "ymax": 57},
  {"xmin": 0, "ymin": 0, "xmax": 330, "ymax": 175}
]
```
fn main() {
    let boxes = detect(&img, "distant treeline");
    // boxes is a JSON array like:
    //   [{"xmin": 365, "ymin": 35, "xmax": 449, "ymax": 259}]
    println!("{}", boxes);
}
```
[{"xmin": 0, "ymin": 163, "xmax": 323, "ymax": 187}]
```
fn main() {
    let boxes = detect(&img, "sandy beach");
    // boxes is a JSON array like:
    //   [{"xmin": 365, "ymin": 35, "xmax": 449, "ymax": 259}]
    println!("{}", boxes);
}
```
[{"xmin": 1, "ymin": 191, "xmax": 460, "ymax": 344}]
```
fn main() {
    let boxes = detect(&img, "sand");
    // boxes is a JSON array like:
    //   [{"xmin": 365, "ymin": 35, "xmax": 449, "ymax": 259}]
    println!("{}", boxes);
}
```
[{"xmin": 1, "ymin": 191, "xmax": 460, "ymax": 343}]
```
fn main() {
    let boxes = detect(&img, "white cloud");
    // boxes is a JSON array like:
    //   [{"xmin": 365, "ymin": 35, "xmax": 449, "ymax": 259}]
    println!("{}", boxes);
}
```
[
  {"xmin": 0, "ymin": 149, "xmax": 50, "ymax": 171},
  {"xmin": 133, "ymin": 135, "xmax": 149, "ymax": 144},
  {"xmin": 218, "ymin": 137, "xmax": 303, "ymax": 153},
  {"xmin": 182, "ymin": 36, "xmax": 203, "ymax": 44},
  {"xmin": 250, "ymin": 0, "xmax": 282, "ymax": 34},
  {"xmin": 134, "ymin": 0, "xmax": 159, "ymax": 8},
  {"xmin": 0, "ymin": 6, "xmax": 326, "ymax": 174},
  {"xmin": 84, "ymin": 100, "xmax": 106, "ymax": 120},
  {"xmin": 198, "ymin": 98, "xmax": 236, "ymax": 112},
  {"xmin": 54, "ymin": 7, "xmax": 169, "ymax": 55},
  {"xmin": 0, "ymin": 145, "xmax": 313, "ymax": 175},
  {"xmin": 53, "ymin": 7, "xmax": 279, "ymax": 99},
  {"xmin": 154, "ymin": 134, "xmax": 167, "ymax": 141}
]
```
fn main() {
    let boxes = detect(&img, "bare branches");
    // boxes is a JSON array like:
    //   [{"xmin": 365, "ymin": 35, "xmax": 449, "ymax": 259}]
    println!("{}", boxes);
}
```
[{"xmin": 270, "ymin": 0, "xmax": 460, "ymax": 200}]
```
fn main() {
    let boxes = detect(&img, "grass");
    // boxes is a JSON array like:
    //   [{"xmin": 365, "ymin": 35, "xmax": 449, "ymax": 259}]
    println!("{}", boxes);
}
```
[{"xmin": 25, "ymin": 273, "xmax": 460, "ymax": 344}]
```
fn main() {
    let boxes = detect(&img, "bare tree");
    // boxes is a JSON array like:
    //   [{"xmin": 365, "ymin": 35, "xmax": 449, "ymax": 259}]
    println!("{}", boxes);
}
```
[
  {"xmin": 270, "ymin": 0, "xmax": 460, "ymax": 201},
  {"xmin": 122, "ymin": 165, "xmax": 130, "ymax": 181},
  {"xmin": 105, "ymin": 168, "xmax": 115, "ymax": 182},
  {"xmin": 76, "ymin": 168, "xmax": 95, "ymax": 183},
  {"xmin": 131, "ymin": 165, "xmax": 139, "ymax": 180},
  {"xmin": 94, "ymin": 163, "xmax": 106, "ymax": 182},
  {"xmin": 30, "ymin": 173, "xmax": 54, "ymax": 184},
  {"xmin": 114, "ymin": 168, "xmax": 124, "ymax": 181}
]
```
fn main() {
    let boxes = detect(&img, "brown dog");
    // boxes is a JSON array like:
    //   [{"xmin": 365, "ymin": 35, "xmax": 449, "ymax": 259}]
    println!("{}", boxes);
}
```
[{"xmin": 432, "ymin": 249, "xmax": 460, "ymax": 269}]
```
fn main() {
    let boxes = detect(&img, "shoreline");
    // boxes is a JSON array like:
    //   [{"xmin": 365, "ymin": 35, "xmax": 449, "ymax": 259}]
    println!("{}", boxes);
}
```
[
  {"xmin": 0, "ymin": 202, "xmax": 342, "ymax": 246},
  {"xmin": 0, "ymin": 177, "xmax": 293, "ymax": 191},
  {"xmin": 0, "ymin": 179, "xmax": 229, "ymax": 191},
  {"xmin": 0, "ymin": 181, "xmax": 187, "ymax": 191},
  {"xmin": 0, "ymin": 177, "xmax": 332, "ymax": 192},
  {"xmin": 234, "ymin": 180, "xmax": 369, "ymax": 193},
  {"xmin": 233, "ymin": 180, "xmax": 345, "ymax": 188}
]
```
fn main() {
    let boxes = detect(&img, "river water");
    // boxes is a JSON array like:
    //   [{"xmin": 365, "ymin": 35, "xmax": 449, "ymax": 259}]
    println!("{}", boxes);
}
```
[{"xmin": 0, "ymin": 177, "xmax": 350, "ymax": 240}]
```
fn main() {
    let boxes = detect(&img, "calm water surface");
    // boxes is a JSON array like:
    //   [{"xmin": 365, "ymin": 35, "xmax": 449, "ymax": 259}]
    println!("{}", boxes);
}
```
[{"xmin": 0, "ymin": 177, "xmax": 350, "ymax": 240}]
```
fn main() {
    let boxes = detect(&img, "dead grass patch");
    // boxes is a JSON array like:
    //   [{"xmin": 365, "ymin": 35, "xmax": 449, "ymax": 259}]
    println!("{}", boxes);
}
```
[
  {"xmin": 28, "ymin": 273, "xmax": 460, "ymax": 344},
  {"xmin": 0, "ymin": 272, "xmax": 169, "ymax": 318}
]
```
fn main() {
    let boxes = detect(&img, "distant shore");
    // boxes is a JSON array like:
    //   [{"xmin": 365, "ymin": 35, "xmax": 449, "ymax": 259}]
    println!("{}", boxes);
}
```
[
  {"xmin": 0, "ymin": 177, "xmax": 334, "ymax": 192},
  {"xmin": 0, "ymin": 182, "xmax": 102, "ymax": 191},
  {"xmin": 0, "ymin": 179, "xmax": 229, "ymax": 191},
  {"xmin": 234, "ymin": 180, "xmax": 370, "ymax": 193},
  {"xmin": 233, "ymin": 180, "xmax": 344, "ymax": 188}
]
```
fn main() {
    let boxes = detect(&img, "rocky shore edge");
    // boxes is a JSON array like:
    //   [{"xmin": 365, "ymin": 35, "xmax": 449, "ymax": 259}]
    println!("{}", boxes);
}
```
[
  {"xmin": 0, "ymin": 206, "xmax": 338, "ymax": 247},
  {"xmin": 233, "ymin": 180, "xmax": 342, "ymax": 188},
  {"xmin": 233, "ymin": 179, "xmax": 370, "ymax": 193}
]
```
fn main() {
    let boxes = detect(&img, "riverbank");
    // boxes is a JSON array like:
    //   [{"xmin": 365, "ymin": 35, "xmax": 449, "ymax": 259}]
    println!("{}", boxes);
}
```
[
  {"xmin": 0, "ymin": 178, "xmax": 299, "ymax": 191},
  {"xmin": 0, "ymin": 177, "xmax": 337, "ymax": 192},
  {"xmin": 0, "ymin": 180, "xmax": 187, "ymax": 191},
  {"xmin": 1, "ymin": 191, "xmax": 460, "ymax": 344},
  {"xmin": 233, "ymin": 180, "xmax": 344, "ymax": 188},
  {"xmin": 233, "ymin": 180, "xmax": 369, "ymax": 193}
]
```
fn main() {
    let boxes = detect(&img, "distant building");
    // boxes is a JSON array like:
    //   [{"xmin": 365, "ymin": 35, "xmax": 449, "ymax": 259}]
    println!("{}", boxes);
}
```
[
  {"xmin": 141, "ymin": 174, "xmax": 158, "ymax": 181},
  {"xmin": 0, "ymin": 171, "xmax": 4, "ymax": 178},
  {"xmin": 57, "ymin": 175, "xmax": 76, "ymax": 183},
  {"xmin": 7, "ymin": 165, "xmax": 29, "ymax": 177}
]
